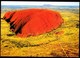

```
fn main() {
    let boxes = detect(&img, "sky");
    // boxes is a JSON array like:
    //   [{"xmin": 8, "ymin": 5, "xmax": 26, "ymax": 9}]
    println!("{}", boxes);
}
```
[{"xmin": 1, "ymin": 1, "xmax": 79, "ymax": 6}]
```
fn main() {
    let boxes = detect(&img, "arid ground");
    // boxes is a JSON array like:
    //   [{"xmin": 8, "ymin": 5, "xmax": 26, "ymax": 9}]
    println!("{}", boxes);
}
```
[{"xmin": 1, "ymin": 8, "xmax": 79, "ymax": 57}]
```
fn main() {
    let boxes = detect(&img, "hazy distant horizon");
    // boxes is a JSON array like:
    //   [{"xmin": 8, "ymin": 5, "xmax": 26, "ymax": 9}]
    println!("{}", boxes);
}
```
[{"xmin": 1, "ymin": 1, "xmax": 79, "ymax": 6}]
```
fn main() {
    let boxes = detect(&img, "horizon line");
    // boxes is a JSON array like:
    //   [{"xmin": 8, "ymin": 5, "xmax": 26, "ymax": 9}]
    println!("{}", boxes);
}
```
[{"xmin": 1, "ymin": 1, "xmax": 79, "ymax": 6}]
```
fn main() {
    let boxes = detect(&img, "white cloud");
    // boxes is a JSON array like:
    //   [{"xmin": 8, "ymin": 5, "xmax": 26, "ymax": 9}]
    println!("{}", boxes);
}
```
[{"xmin": 1, "ymin": 1, "xmax": 79, "ymax": 6}]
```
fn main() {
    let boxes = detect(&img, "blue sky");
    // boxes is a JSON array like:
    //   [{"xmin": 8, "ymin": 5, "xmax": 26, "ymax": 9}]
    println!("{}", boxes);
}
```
[{"xmin": 1, "ymin": 1, "xmax": 79, "ymax": 6}]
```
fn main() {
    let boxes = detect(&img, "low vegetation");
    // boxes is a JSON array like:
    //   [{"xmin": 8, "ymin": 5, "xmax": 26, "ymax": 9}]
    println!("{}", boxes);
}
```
[{"xmin": 1, "ymin": 8, "xmax": 79, "ymax": 57}]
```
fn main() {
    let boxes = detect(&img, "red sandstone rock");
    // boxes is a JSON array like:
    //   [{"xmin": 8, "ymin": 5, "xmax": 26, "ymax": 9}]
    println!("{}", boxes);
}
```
[{"xmin": 3, "ymin": 8, "xmax": 63, "ymax": 37}]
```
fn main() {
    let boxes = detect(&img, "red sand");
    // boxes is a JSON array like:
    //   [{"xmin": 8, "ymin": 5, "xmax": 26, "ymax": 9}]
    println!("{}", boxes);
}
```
[{"xmin": 3, "ymin": 9, "xmax": 63, "ymax": 37}]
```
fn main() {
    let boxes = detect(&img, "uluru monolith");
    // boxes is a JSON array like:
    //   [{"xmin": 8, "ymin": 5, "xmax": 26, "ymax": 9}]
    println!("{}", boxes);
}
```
[{"xmin": 3, "ymin": 8, "xmax": 63, "ymax": 37}]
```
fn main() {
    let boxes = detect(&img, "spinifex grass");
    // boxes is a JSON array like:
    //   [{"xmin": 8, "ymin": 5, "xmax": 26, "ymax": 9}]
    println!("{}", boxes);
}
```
[{"xmin": 1, "ymin": 9, "xmax": 79, "ymax": 57}]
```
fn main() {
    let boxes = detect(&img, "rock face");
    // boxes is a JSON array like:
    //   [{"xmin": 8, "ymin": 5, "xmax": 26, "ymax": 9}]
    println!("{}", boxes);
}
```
[{"xmin": 3, "ymin": 8, "xmax": 63, "ymax": 37}]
